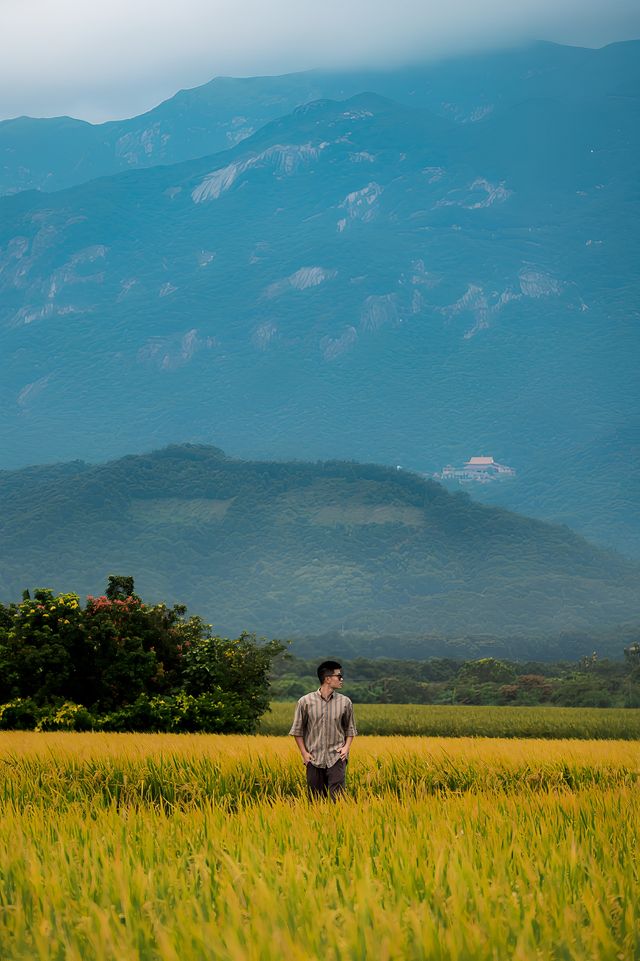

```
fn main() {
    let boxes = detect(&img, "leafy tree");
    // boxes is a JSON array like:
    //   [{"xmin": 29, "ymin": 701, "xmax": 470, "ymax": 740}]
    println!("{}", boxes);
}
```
[
  {"xmin": 453, "ymin": 681, "xmax": 503, "ymax": 706},
  {"xmin": 373, "ymin": 677, "xmax": 436, "ymax": 704},
  {"xmin": 457, "ymin": 658, "xmax": 516, "ymax": 685},
  {"xmin": 499, "ymin": 674, "xmax": 553, "ymax": 705},
  {"xmin": 82, "ymin": 594, "xmax": 166, "ymax": 709},
  {"xmin": 82, "ymin": 586, "xmax": 208, "ymax": 709},
  {"xmin": 624, "ymin": 643, "xmax": 640, "ymax": 680},
  {"xmin": 0, "ymin": 590, "xmax": 86, "ymax": 704},
  {"xmin": 105, "ymin": 575, "xmax": 135, "ymax": 601},
  {"xmin": 551, "ymin": 676, "xmax": 613, "ymax": 707},
  {"xmin": 0, "ymin": 577, "xmax": 284, "ymax": 731},
  {"xmin": 181, "ymin": 631, "xmax": 285, "ymax": 731}
]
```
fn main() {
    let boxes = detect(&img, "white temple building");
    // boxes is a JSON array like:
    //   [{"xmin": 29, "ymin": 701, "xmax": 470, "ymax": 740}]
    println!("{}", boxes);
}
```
[{"xmin": 438, "ymin": 456, "xmax": 516, "ymax": 484}]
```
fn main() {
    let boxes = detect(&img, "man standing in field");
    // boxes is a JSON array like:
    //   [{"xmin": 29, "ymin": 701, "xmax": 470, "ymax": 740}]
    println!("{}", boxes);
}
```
[{"xmin": 289, "ymin": 660, "xmax": 357, "ymax": 799}]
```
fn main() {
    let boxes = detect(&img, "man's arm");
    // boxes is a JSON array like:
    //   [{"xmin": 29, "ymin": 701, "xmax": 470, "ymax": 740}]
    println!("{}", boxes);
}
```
[
  {"xmin": 293, "ymin": 734, "xmax": 314, "ymax": 765},
  {"xmin": 337, "ymin": 700, "xmax": 357, "ymax": 760},
  {"xmin": 289, "ymin": 700, "xmax": 314, "ymax": 765}
]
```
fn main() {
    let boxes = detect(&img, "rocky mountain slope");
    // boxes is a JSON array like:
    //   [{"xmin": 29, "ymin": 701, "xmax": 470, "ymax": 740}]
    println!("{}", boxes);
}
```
[{"xmin": 1, "ymin": 40, "xmax": 638, "ymax": 194}]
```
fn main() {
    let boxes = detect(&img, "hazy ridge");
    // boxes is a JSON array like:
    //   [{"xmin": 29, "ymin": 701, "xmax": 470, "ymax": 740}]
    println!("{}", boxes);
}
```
[{"xmin": 1, "ymin": 445, "xmax": 638, "ymax": 646}]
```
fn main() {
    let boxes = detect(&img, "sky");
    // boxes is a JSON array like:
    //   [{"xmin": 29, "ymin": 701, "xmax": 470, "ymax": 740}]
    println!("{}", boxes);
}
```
[{"xmin": 1, "ymin": 0, "xmax": 639, "ymax": 122}]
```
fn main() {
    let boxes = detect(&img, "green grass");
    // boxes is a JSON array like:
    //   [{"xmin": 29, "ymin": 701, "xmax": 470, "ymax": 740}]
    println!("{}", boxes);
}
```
[{"xmin": 260, "ymin": 702, "xmax": 640, "ymax": 739}]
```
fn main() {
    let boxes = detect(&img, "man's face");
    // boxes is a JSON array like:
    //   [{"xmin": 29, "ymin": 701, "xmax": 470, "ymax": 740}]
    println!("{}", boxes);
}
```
[{"xmin": 324, "ymin": 670, "xmax": 344, "ymax": 691}]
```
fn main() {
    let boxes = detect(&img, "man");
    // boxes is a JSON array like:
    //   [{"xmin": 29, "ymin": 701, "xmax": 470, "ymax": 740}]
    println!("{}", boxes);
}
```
[{"xmin": 289, "ymin": 660, "xmax": 357, "ymax": 799}]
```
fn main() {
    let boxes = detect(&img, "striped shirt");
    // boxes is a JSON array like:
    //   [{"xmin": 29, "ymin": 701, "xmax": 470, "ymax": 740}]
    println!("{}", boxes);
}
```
[{"xmin": 289, "ymin": 690, "xmax": 357, "ymax": 768}]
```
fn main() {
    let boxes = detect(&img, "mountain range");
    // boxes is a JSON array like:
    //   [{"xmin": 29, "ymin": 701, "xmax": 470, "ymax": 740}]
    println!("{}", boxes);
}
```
[
  {"xmin": 1, "ymin": 40, "xmax": 638, "ymax": 560},
  {"xmin": 1, "ymin": 445, "xmax": 638, "ymax": 643},
  {"xmin": 2, "ymin": 40, "xmax": 638, "ymax": 194}
]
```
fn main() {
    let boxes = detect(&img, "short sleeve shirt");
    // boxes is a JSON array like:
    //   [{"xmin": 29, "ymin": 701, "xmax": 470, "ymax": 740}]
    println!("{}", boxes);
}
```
[{"xmin": 289, "ymin": 690, "xmax": 357, "ymax": 768}]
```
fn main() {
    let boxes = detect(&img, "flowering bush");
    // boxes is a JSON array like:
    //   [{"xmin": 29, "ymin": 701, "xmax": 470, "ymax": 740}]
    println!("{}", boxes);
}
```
[
  {"xmin": 0, "ymin": 578, "xmax": 284, "ymax": 732},
  {"xmin": 0, "ymin": 590, "xmax": 85, "ymax": 704}
]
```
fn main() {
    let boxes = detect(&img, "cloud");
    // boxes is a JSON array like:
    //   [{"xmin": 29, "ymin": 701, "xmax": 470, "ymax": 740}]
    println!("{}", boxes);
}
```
[{"xmin": 1, "ymin": 0, "xmax": 639, "ymax": 121}]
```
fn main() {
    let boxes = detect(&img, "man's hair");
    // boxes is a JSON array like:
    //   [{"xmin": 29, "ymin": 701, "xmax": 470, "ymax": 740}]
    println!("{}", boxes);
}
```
[{"xmin": 317, "ymin": 660, "xmax": 342, "ymax": 684}]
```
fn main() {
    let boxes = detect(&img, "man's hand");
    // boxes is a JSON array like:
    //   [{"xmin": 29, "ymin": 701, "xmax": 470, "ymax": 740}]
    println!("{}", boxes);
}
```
[
  {"xmin": 301, "ymin": 750, "xmax": 314, "ymax": 766},
  {"xmin": 336, "ymin": 745, "xmax": 349, "ymax": 761}
]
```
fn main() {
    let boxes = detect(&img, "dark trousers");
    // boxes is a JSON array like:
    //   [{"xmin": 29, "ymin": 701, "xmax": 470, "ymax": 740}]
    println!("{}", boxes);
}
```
[{"xmin": 306, "ymin": 759, "xmax": 346, "ymax": 800}]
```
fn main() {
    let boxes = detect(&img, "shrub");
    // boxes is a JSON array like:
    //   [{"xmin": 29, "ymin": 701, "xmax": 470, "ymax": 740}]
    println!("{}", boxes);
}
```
[
  {"xmin": 181, "ymin": 632, "xmax": 284, "ymax": 731},
  {"xmin": 98, "ymin": 695, "xmax": 174, "ymax": 733},
  {"xmin": 36, "ymin": 701, "xmax": 94, "ymax": 732},
  {"xmin": 0, "ymin": 698, "xmax": 41, "ymax": 730},
  {"xmin": 457, "ymin": 658, "xmax": 517, "ymax": 685},
  {"xmin": 168, "ymin": 692, "xmax": 251, "ymax": 733},
  {"xmin": 96, "ymin": 691, "xmax": 252, "ymax": 733},
  {"xmin": 552, "ymin": 676, "xmax": 614, "ymax": 707}
]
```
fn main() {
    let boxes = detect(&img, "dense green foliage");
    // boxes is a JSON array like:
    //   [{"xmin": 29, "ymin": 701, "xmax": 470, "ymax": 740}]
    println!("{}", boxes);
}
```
[
  {"xmin": 0, "ymin": 577, "xmax": 282, "ymax": 732},
  {"xmin": 271, "ymin": 647, "xmax": 640, "ymax": 709},
  {"xmin": 0, "ymin": 446, "xmax": 638, "ymax": 641}
]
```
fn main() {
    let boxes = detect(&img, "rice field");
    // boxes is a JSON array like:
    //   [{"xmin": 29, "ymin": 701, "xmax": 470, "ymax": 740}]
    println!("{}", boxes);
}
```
[
  {"xmin": 0, "ymin": 732, "xmax": 638, "ymax": 960},
  {"xmin": 1, "ymin": 732, "xmax": 639, "ymax": 806},
  {"xmin": 261, "ymin": 702, "xmax": 640, "ymax": 739}
]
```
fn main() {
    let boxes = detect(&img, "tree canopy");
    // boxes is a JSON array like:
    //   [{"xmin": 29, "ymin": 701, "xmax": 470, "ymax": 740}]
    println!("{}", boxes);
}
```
[{"xmin": 0, "ymin": 577, "xmax": 283, "ymax": 732}]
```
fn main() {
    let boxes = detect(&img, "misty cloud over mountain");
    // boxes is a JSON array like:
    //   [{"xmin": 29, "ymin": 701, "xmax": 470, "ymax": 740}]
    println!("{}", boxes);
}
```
[{"xmin": 1, "ymin": 0, "xmax": 639, "ymax": 120}]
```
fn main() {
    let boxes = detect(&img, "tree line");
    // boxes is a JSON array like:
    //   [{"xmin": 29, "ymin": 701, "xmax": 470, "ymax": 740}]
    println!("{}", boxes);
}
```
[{"xmin": 272, "ymin": 649, "xmax": 640, "ymax": 708}]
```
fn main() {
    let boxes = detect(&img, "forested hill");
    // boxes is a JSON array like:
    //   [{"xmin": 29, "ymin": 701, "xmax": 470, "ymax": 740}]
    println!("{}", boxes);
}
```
[{"xmin": 1, "ymin": 445, "xmax": 638, "ymax": 644}]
